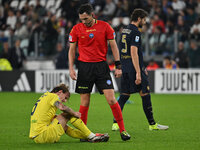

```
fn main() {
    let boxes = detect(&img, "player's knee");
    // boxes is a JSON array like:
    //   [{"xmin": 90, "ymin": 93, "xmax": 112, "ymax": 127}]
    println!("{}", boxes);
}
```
[
  {"xmin": 63, "ymin": 125, "xmax": 68, "ymax": 132},
  {"xmin": 56, "ymin": 114, "xmax": 69, "ymax": 125},
  {"xmin": 61, "ymin": 112, "xmax": 71, "ymax": 119},
  {"xmin": 107, "ymin": 98, "xmax": 116, "ymax": 105}
]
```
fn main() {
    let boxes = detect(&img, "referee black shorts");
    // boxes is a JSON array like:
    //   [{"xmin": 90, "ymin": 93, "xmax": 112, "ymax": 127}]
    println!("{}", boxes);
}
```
[
  {"xmin": 121, "ymin": 70, "xmax": 150, "ymax": 94},
  {"xmin": 75, "ymin": 61, "xmax": 114, "ymax": 94}
]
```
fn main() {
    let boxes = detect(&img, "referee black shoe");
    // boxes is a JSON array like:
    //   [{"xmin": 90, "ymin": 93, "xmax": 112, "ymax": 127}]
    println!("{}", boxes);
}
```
[{"xmin": 120, "ymin": 131, "xmax": 131, "ymax": 141}]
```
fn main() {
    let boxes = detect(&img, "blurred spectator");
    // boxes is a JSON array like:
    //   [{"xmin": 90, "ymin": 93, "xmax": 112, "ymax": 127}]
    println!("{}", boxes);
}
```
[
  {"xmin": 190, "ymin": 18, "xmax": 200, "ymax": 34},
  {"xmin": 55, "ymin": 42, "xmax": 68, "ymax": 69},
  {"xmin": 0, "ymin": 41, "xmax": 9, "ymax": 59},
  {"xmin": 113, "ymin": 0, "xmax": 128, "ymax": 17},
  {"xmin": 163, "ymin": 56, "xmax": 178, "ymax": 69},
  {"xmin": 172, "ymin": 0, "xmax": 186, "ymax": 11},
  {"xmin": 185, "ymin": 0, "xmax": 197, "ymax": 11},
  {"xmin": 147, "ymin": 0, "xmax": 158, "ymax": 18},
  {"xmin": 3, "ymin": 2, "xmax": 10, "ymax": 20},
  {"xmin": 174, "ymin": 41, "xmax": 188, "ymax": 68},
  {"xmin": 8, "ymin": 28, "xmax": 15, "ymax": 48},
  {"xmin": 196, "ymin": 0, "xmax": 200, "ymax": 15},
  {"xmin": 165, "ymin": 20, "xmax": 175, "ymax": 54},
  {"xmin": 190, "ymin": 18, "xmax": 200, "ymax": 41},
  {"xmin": 149, "ymin": 26, "xmax": 166, "ymax": 55},
  {"xmin": 0, "ymin": 5, "xmax": 6, "ymax": 30},
  {"xmin": 151, "ymin": 13, "xmax": 165, "ymax": 33},
  {"xmin": 35, "ymin": 0, "xmax": 46, "ymax": 17},
  {"xmin": 14, "ymin": 21, "xmax": 29, "ymax": 40},
  {"xmin": 43, "ymin": 14, "xmax": 58, "ymax": 56},
  {"xmin": 154, "ymin": 6, "xmax": 167, "ymax": 24},
  {"xmin": 175, "ymin": 15, "xmax": 190, "ymax": 42},
  {"xmin": 60, "ymin": 0, "xmax": 80, "ymax": 25},
  {"xmin": 185, "ymin": 6, "xmax": 198, "ymax": 27},
  {"xmin": 28, "ymin": 20, "xmax": 43, "ymax": 56},
  {"xmin": 24, "ymin": 9, "xmax": 34, "ymax": 24},
  {"xmin": 162, "ymin": 0, "xmax": 172, "ymax": 14},
  {"xmin": 166, "ymin": 5, "xmax": 178, "ymax": 24},
  {"xmin": 21, "ymin": 1, "xmax": 30, "ymax": 15},
  {"xmin": 6, "ymin": 9, "xmax": 16, "ymax": 29},
  {"xmin": 146, "ymin": 59, "xmax": 159, "ymax": 70},
  {"xmin": 102, "ymin": 0, "xmax": 116, "ymax": 20},
  {"xmin": 7, "ymin": 39, "xmax": 26, "ymax": 69},
  {"xmin": 16, "ymin": 10, "xmax": 25, "ymax": 24},
  {"xmin": 188, "ymin": 40, "xmax": 200, "ymax": 68}
]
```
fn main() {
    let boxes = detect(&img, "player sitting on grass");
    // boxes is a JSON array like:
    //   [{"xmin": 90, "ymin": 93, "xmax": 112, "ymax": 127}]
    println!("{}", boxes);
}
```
[{"xmin": 29, "ymin": 83, "xmax": 109, "ymax": 143}]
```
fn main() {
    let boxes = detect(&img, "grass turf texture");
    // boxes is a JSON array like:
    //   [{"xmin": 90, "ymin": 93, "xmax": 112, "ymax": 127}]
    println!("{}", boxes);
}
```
[{"xmin": 0, "ymin": 92, "xmax": 200, "ymax": 150}]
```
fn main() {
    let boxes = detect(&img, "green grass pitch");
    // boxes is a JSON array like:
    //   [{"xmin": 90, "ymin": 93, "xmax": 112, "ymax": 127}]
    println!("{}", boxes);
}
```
[{"xmin": 0, "ymin": 92, "xmax": 200, "ymax": 150}]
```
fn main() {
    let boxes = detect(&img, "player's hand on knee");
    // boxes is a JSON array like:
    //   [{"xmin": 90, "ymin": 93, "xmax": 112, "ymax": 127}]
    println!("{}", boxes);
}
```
[{"xmin": 74, "ymin": 112, "xmax": 81, "ymax": 118}]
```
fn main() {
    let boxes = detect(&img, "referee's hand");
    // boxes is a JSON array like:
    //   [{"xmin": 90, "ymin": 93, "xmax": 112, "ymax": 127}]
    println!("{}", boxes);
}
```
[
  {"xmin": 69, "ymin": 68, "xmax": 77, "ymax": 80},
  {"xmin": 115, "ymin": 69, "xmax": 122, "ymax": 78}
]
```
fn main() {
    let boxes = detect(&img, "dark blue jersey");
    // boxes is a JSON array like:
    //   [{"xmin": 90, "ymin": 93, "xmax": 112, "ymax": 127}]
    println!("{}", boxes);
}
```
[{"xmin": 119, "ymin": 24, "xmax": 144, "ymax": 73}]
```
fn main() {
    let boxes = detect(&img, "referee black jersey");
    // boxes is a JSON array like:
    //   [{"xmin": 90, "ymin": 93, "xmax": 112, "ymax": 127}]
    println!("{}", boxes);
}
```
[{"xmin": 119, "ymin": 24, "xmax": 144, "ymax": 73}]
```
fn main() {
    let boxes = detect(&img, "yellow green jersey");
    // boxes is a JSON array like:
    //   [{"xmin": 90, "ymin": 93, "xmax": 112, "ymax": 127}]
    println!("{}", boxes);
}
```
[{"xmin": 29, "ymin": 91, "xmax": 61, "ymax": 138}]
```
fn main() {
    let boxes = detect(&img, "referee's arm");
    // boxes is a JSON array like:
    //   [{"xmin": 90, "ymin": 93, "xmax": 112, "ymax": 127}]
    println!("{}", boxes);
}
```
[
  {"xmin": 68, "ymin": 42, "xmax": 77, "ymax": 80},
  {"xmin": 109, "ymin": 39, "xmax": 120, "ymax": 62},
  {"xmin": 109, "ymin": 39, "xmax": 122, "ymax": 78}
]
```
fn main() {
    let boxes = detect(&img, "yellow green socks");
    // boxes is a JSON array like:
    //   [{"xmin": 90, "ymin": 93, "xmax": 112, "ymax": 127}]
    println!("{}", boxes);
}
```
[
  {"xmin": 70, "ymin": 117, "xmax": 95, "ymax": 139},
  {"xmin": 66, "ymin": 126, "xmax": 86, "ymax": 139}
]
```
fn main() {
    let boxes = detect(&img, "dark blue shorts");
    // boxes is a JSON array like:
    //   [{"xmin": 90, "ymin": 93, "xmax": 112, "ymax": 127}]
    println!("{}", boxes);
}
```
[
  {"xmin": 121, "ymin": 70, "xmax": 150, "ymax": 94},
  {"xmin": 75, "ymin": 61, "xmax": 114, "ymax": 94}
]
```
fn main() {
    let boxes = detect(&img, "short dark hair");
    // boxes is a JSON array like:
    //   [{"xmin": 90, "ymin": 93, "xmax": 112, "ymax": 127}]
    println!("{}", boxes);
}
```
[
  {"xmin": 78, "ymin": 3, "xmax": 93, "ymax": 15},
  {"xmin": 51, "ymin": 83, "xmax": 69, "ymax": 93},
  {"xmin": 131, "ymin": 8, "xmax": 148, "ymax": 22}
]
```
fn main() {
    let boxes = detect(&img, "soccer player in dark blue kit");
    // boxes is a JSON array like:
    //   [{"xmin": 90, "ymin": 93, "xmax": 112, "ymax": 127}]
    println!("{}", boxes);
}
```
[{"xmin": 112, "ymin": 9, "xmax": 169, "ymax": 131}]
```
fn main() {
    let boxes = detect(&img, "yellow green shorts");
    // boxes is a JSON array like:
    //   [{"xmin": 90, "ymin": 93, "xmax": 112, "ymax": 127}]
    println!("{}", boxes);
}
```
[{"xmin": 34, "ymin": 119, "xmax": 65, "ymax": 143}]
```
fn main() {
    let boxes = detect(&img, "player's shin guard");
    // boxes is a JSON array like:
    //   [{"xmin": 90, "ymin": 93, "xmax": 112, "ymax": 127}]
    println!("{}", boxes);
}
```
[
  {"xmin": 66, "ymin": 126, "xmax": 86, "ymax": 139},
  {"xmin": 70, "ymin": 117, "xmax": 92, "ymax": 137},
  {"xmin": 141, "ymin": 94, "xmax": 156, "ymax": 125},
  {"xmin": 113, "ymin": 95, "xmax": 130, "ymax": 123},
  {"xmin": 79, "ymin": 105, "xmax": 89, "ymax": 125},
  {"xmin": 110, "ymin": 102, "xmax": 125, "ymax": 133}
]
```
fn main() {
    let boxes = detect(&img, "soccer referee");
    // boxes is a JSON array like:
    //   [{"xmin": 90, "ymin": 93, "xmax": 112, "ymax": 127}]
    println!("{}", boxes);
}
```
[{"xmin": 68, "ymin": 3, "xmax": 130, "ymax": 141}]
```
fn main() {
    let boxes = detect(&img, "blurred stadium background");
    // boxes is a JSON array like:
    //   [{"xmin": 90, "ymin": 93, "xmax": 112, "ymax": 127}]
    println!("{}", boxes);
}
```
[
  {"xmin": 0, "ymin": 0, "xmax": 200, "ymax": 149},
  {"xmin": 0, "ymin": 0, "xmax": 200, "ymax": 70}
]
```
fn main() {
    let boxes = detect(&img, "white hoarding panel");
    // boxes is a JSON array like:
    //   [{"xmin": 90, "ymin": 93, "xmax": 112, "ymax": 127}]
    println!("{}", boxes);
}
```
[
  {"xmin": 155, "ymin": 69, "xmax": 200, "ymax": 94},
  {"xmin": 35, "ymin": 70, "xmax": 76, "ymax": 93}
]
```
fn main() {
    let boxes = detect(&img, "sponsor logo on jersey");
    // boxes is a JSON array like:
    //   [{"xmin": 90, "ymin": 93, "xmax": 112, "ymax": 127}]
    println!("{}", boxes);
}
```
[
  {"xmin": 86, "ymin": 29, "xmax": 96, "ymax": 32},
  {"xmin": 135, "ymin": 36, "xmax": 139, "ymax": 42}
]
